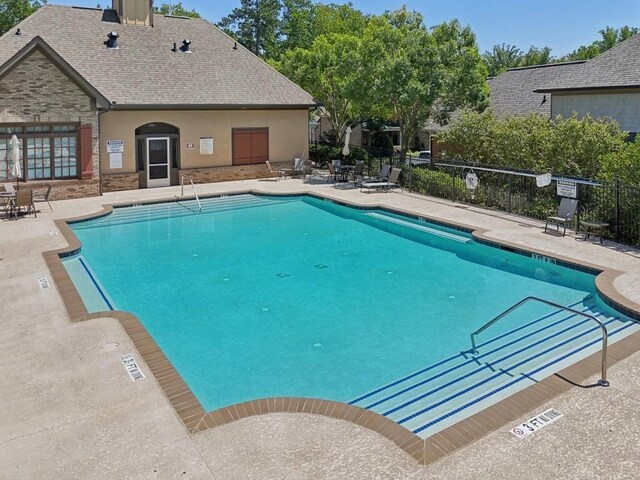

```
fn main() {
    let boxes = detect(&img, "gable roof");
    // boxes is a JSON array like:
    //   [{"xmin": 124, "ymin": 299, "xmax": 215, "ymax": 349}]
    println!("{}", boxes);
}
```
[
  {"xmin": 535, "ymin": 33, "xmax": 640, "ymax": 92},
  {"xmin": 488, "ymin": 61, "xmax": 585, "ymax": 117},
  {"xmin": 0, "ymin": 35, "xmax": 111, "ymax": 108},
  {"xmin": 0, "ymin": 5, "xmax": 316, "ymax": 109}
]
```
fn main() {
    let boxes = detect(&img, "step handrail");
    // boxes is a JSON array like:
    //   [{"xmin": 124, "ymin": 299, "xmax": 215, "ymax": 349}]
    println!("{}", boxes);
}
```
[
  {"xmin": 180, "ymin": 175, "xmax": 201, "ymax": 211},
  {"xmin": 470, "ymin": 296, "xmax": 610, "ymax": 387}
]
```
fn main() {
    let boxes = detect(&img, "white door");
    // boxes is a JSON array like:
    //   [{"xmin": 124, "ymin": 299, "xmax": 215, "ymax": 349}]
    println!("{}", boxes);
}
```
[{"xmin": 147, "ymin": 137, "xmax": 170, "ymax": 188}]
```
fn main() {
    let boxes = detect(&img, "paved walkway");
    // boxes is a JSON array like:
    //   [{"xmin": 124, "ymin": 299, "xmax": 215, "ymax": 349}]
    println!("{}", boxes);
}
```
[{"xmin": 1, "ymin": 176, "xmax": 640, "ymax": 479}]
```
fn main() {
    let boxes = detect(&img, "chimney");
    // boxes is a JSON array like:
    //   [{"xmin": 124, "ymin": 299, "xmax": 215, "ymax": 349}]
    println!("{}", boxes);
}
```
[{"xmin": 112, "ymin": 0, "xmax": 153, "ymax": 26}]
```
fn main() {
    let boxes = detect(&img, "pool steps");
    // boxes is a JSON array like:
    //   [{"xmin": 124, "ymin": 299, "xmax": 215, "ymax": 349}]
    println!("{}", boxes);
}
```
[
  {"xmin": 350, "ymin": 299, "xmax": 639, "ymax": 438},
  {"xmin": 71, "ymin": 195, "xmax": 297, "ymax": 230}
]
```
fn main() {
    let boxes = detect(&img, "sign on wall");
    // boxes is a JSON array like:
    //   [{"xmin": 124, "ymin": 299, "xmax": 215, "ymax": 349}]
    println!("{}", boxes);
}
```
[
  {"xmin": 200, "ymin": 137, "xmax": 214, "ymax": 155},
  {"xmin": 107, "ymin": 140, "xmax": 124, "ymax": 169},
  {"xmin": 556, "ymin": 180, "xmax": 577, "ymax": 198},
  {"xmin": 106, "ymin": 140, "xmax": 124, "ymax": 153}
]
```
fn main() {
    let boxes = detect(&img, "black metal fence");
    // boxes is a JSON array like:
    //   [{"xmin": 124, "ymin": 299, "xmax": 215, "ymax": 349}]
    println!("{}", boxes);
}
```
[{"xmin": 308, "ymin": 141, "xmax": 640, "ymax": 247}]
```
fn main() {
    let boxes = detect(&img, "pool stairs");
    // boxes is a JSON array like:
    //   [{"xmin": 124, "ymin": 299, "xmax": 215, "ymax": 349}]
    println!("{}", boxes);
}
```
[{"xmin": 350, "ymin": 297, "xmax": 639, "ymax": 439}]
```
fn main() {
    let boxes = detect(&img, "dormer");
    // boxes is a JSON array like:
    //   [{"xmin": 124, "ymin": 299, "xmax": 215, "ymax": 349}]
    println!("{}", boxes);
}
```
[{"xmin": 112, "ymin": 0, "xmax": 153, "ymax": 26}]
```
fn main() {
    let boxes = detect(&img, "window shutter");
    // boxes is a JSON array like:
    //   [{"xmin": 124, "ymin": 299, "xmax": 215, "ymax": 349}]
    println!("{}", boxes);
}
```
[{"xmin": 79, "ymin": 124, "xmax": 93, "ymax": 179}]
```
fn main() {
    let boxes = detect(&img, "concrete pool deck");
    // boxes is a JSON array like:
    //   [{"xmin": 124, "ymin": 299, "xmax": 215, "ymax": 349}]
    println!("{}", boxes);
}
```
[{"xmin": 2, "ymin": 175, "xmax": 640, "ymax": 479}]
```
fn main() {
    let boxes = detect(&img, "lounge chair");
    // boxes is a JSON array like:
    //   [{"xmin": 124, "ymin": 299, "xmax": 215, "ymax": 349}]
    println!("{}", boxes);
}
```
[
  {"xmin": 291, "ymin": 155, "xmax": 307, "ymax": 178},
  {"xmin": 14, "ymin": 188, "xmax": 36, "ymax": 217},
  {"xmin": 265, "ymin": 160, "xmax": 283, "ymax": 181},
  {"xmin": 544, "ymin": 197, "xmax": 578, "ymax": 236},
  {"xmin": 33, "ymin": 184, "xmax": 52, "ymax": 211},
  {"xmin": 372, "ymin": 164, "xmax": 391, "ymax": 182},
  {"xmin": 360, "ymin": 168, "xmax": 402, "ymax": 193}
]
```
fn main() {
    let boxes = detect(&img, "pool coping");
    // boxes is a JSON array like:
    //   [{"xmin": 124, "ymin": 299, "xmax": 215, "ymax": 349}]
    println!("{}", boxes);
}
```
[{"xmin": 43, "ymin": 189, "xmax": 640, "ymax": 466}]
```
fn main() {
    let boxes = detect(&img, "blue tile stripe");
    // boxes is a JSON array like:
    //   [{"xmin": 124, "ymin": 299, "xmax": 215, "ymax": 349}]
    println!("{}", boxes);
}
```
[
  {"xmin": 363, "ymin": 304, "xmax": 594, "ymax": 411},
  {"xmin": 412, "ymin": 320, "xmax": 635, "ymax": 434},
  {"xmin": 349, "ymin": 297, "xmax": 590, "ymax": 405},
  {"xmin": 78, "ymin": 257, "xmax": 114, "ymax": 311},
  {"xmin": 380, "ymin": 308, "xmax": 605, "ymax": 415},
  {"xmin": 400, "ymin": 315, "xmax": 621, "ymax": 428}
]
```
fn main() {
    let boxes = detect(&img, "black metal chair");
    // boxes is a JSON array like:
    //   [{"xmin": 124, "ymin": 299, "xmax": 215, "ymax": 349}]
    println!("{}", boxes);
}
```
[{"xmin": 545, "ymin": 198, "xmax": 578, "ymax": 236}]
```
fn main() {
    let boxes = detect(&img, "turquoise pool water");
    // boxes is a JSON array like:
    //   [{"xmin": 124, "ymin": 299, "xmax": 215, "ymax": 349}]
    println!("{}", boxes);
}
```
[{"xmin": 65, "ymin": 195, "xmax": 610, "ymax": 414}]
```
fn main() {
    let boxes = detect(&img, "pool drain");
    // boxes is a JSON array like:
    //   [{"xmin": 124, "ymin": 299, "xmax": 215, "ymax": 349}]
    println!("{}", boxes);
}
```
[
  {"xmin": 276, "ymin": 273, "xmax": 290, "ymax": 278},
  {"xmin": 314, "ymin": 264, "xmax": 328, "ymax": 269}
]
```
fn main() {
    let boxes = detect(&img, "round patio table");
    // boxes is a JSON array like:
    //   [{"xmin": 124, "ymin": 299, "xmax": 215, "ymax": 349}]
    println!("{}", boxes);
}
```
[{"xmin": 581, "ymin": 221, "xmax": 609, "ymax": 244}]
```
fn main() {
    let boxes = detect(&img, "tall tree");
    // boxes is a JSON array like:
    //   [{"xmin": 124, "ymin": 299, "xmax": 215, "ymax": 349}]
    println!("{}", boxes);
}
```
[
  {"xmin": 0, "ymin": 0, "xmax": 46, "ymax": 36},
  {"xmin": 483, "ymin": 43, "xmax": 523, "ymax": 76},
  {"xmin": 520, "ymin": 46, "xmax": 553, "ymax": 67},
  {"xmin": 363, "ymin": 9, "xmax": 488, "ymax": 155},
  {"xmin": 218, "ymin": 0, "xmax": 282, "ymax": 59},
  {"xmin": 562, "ymin": 25, "xmax": 639, "ymax": 60},
  {"xmin": 275, "ymin": 33, "xmax": 366, "ymax": 144},
  {"xmin": 154, "ymin": 2, "xmax": 201, "ymax": 18}
]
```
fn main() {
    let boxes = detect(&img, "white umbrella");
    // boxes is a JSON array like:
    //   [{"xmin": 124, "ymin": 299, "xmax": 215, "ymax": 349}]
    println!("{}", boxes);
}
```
[
  {"xmin": 9, "ymin": 134, "xmax": 21, "ymax": 189},
  {"xmin": 342, "ymin": 126, "xmax": 352, "ymax": 156}
]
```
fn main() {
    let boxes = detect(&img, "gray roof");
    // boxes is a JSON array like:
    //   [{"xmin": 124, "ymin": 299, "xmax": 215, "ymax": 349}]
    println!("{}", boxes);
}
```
[
  {"xmin": 536, "ymin": 33, "xmax": 640, "ymax": 92},
  {"xmin": 488, "ymin": 62, "xmax": 585, "ymax": 117},
  {"xmin": 0, "ymin": 5, "xmax": 316, "ymax": 108}
]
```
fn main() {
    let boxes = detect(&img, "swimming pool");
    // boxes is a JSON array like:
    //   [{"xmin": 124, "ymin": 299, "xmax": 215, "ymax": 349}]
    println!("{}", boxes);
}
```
[{"xmin": 62, "ymin": 194, "xmax": 639, "ymax": 438}]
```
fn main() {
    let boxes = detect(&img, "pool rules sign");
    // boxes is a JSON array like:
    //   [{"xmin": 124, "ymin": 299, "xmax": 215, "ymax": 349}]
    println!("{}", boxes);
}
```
[{"xmin": 557, "ymin": 180, "xmax": 577, "ymax": 198}]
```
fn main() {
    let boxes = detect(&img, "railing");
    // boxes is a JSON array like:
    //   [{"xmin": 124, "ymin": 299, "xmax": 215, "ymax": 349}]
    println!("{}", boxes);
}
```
[
  {"xmin": 469, "ymin": 296, "xmax": 610, "ymax": 387},
  {"xmin": 180, "ymin": 175, "xmax": 202, "ymax": 212}
]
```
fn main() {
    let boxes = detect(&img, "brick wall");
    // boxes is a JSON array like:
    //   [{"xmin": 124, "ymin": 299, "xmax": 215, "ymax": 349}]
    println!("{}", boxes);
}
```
[
  {"xmin": 17, "ymin": 179, "xmax": 100, "ymax": 201},
  {"xmin": 179, "ymin": 163, "xmax": 287, "ymax": 184},
  {"xmin": 0, "ymin": 49, "xmax": 100, "ymax": 193},
  {"xmin": 101, "ymin": 173, "xmax": 139, "ymax": 193}
]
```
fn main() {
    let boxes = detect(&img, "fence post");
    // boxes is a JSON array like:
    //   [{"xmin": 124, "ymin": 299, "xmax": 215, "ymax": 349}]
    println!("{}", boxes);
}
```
[
  {"xmin": 507, "ymin": 176, "xmax": 513, "ymax": 213},
  {"xmin": 614, "ymin": 176, "xmax": 621, "ymax": 242}
]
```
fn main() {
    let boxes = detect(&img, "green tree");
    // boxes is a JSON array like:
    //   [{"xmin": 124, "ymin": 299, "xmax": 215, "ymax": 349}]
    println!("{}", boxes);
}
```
[
  {"xmin": 363, "ymin": 9, "xmax": 488, "ymax": 156},
  {"xmin": 483, "ymin": 43, "xmax": 523, "ymax": 76},
  {"xmin": 562, "ymin": 25, "xmax": 639, "ymax": 60},
  {"xmin": 154, "ymin": 2, "xmax": 200, "ymax": 18},
  {"xmin": 274, "ymin": 33, "xmax": 365, "ymax": 144},
  {"xmin": 520, "ymin": 46, "xmax": 553, "ymax": 67},
  {"xmin": 218, "ymin": 0, "xmax": 282, "ymax": 58},
  {"xmin": 0, "ymin": 0, "xmax": 46, "ymax": 36}
]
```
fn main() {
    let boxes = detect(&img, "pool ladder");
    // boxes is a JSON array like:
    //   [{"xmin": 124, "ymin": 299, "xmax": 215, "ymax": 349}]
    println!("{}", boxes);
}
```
[
  {"xmin": 180, "ymin": 176, "xmax": 202, "ymax": 212},
  {"xmin": 469, "ymin": 296, "xmax": 610, "ymax": 387}
]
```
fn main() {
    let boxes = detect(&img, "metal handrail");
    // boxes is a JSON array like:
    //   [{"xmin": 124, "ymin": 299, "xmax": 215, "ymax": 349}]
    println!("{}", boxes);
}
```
[
  {"xmin": 470, "ymin": 296, "xmax": 610, "ymax": 387},
  {"xmin": 180, "ymin": 176, "xmax": 202, "ymax": 212}
]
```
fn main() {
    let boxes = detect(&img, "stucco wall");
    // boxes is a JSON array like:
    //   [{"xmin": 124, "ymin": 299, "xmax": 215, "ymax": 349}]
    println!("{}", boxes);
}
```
[
  {"xmin": 99, "ymin": 109, "xmax": 309, "ymax": 175},
  {"xmin": 0, "ymin": 49, "xmax": 100, "ymax": 179},
  {"xmin": 552, "ymin": 90, "xmax": 640, "ymax": 133}
]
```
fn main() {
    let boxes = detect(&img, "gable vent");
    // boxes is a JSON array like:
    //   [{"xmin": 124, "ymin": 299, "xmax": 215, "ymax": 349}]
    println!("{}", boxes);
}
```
[
  {"xmin": 179, "ymin": 39, "xmax": 192, "ymax": 53},
  {"xmin": 105, "ymin": 31, "xmax": 120, "ymax": 49}
]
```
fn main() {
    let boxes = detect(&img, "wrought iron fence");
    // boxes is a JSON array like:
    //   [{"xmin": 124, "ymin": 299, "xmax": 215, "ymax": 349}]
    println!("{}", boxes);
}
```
[{"xmin": 308, "ymin": 141, "xmax": 640, "ymax": 247}]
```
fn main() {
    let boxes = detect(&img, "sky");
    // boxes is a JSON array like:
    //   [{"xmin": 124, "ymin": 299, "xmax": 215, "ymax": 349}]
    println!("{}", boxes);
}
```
[{"xmin": 53, "ymin": 0, "xmax": 640, "ymax": 56}]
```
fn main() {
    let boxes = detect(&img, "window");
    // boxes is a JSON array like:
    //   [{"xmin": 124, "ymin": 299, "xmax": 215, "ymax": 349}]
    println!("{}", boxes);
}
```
[{"xmin": 0, "ymin": 123, "xmax": 79, "ymax": 180}]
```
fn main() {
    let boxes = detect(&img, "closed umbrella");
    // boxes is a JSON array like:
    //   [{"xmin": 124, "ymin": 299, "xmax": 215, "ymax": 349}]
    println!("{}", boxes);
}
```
[
  {"xmin": 9, "ymin": 134, "xmax": 21, "ymax": 190},
  {"xmin": 342, "ymin": 126, "xmax": 351, "ymax": 157}
]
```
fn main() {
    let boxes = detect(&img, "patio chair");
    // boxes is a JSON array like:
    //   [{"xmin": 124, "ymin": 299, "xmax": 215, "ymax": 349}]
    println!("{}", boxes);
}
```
[
  {"xmin": 544, "ymin": 198, "xmax": 578, "ymax": 236},
  {"xmin": 327, "ymin": 162, "xmax": 338, "ymax": 182},
  {"xmin": 265, "ymin": 160, "xmax": 283, "ymax": 181},
  {"xmin": 360, "ymin": 168, "xmax": 402, "ymax": 193},
  {"xmin": 33, "ymin": 184, "xmax": 53, "ymax": 211},
  {"xmin": 291, "ymin": 155, "xmax": 307, "ymax": 178},
  {"xmin": 352, "ymin": 162, "xmax": 364, "ymax": 186},
  {"xmin": 1, "ymin": 183, "xmax": 15, "ymax": 194},
  {"xmin": 373, "ymin": 164, "xmax": 391, "ymax": 181},
  {"xmin": 14, "ymin": 188, "xmax": 36, "ymax": 217}
]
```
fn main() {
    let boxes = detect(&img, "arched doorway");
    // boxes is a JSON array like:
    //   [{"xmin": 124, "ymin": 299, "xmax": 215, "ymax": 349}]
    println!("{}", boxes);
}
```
[{"xmin": 135, "ymin": 123, "xmax": 180, "ymax": 188}]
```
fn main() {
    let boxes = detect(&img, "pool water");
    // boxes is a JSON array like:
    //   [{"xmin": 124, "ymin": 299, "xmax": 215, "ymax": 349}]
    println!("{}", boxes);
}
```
[{"xmin": 64, "ymin": 195, "xmax": 632, "ymax": 432}]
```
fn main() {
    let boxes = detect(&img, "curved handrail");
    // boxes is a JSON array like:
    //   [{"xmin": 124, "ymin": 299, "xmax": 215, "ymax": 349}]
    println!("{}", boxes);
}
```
[{"xmin": 470, "ymin": 296, "xmax": 610, "ymax": 387}]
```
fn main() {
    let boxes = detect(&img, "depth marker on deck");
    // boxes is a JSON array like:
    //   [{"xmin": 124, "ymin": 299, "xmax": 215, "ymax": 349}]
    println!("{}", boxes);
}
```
[
  {"xmin": 511, "ymin": 408, "xmax": 563, "ymax": 438},
  {"xmin": 37, "ymin": 276, "xmax": 50, "ymax": 289},
  {"xmin": 121, "ymin": 354, "xmax": 145, "ymax": 382}
]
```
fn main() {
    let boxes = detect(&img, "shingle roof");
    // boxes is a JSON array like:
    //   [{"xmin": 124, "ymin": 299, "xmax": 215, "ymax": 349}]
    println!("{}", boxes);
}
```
[
  {"xmin": 535, "ymin": 33, "xmax": 640, "ymax": 92},
  {"xmin": 487, "ymin": 61, "xmax": 585, "ymax": 117},
  {"xmin": 0, "ymin": 5, "xmax": 316, "ymax": 108}
]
